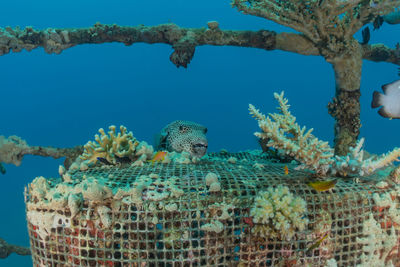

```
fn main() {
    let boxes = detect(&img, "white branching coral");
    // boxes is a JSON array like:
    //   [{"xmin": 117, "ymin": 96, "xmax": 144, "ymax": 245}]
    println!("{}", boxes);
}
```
[
  {"xmin": 331, "ymin": 138, "xmax": 400, "ymax": 176},
  {"xmin": 250, "ymin": 91, "xmax": 400, "ymax": 177},
  {"xmin": 356, "ymin": 214, "xmax": 397, "ymax": 267},
  {"xmin": 250, "ymin": 185, "xmax": 308, "ymax": 240},
  {"xmin": 80, "ymin": 125, "xmax": 153, "ymax": 165},
  {"xmin": 250, "ymin": 91, "xmax": 334, "ymax": 175}
]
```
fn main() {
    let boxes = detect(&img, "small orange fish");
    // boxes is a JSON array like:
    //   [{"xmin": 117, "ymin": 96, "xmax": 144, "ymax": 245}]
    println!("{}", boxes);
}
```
[
  {"xmin": 308, "ymin": 180, "xmax": 337, "ymax": 192},
  {"xmin": 150, "ymin": 151, "xmax": 167, "ymax": 163},
  {"xmin": 284, "ymin": 165, "xmax": 289, "ymax": 175}
]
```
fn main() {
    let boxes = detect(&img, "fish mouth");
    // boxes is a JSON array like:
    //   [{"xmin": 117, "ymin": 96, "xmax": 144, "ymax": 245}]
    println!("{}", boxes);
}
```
[{"xmin": 192, "ymin": 142, "xmax": 208, "ymax": 157}]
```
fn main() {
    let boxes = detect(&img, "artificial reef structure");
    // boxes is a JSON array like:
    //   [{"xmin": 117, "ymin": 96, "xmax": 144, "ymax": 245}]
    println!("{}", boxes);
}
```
[
  {"xmin": 0, "ymin": 0, "xmax": 399, "ymax": 155},
  {"xmin": 22, "ymin": 92, "xmax": 400, "ymax": 266},
  {"xmin": 0, "ymin": 0, "xmax": 400, "ymax": 265}
]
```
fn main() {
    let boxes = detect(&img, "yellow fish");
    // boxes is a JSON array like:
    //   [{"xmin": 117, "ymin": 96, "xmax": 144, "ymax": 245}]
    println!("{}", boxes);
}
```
[
  {"xmin": 307, "ymin": 233, "xmax": 328, "ymax": 253},
  {"xmin": 150, "ymin": 151, "xmax": 167, "ymax": 163},
  {"xmin": 284, "ymin": 165, "xmax": 289, "ymax": 175},
  {"xmin": 308, "ymin": 180, "xmax": 337, "ymax": 192}
]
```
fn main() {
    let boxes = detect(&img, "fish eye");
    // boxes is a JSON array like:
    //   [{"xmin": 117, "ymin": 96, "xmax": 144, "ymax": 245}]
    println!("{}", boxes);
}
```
[{"xmin": 203, "ymin": 128, "xmax": 207, "ymax": 134}]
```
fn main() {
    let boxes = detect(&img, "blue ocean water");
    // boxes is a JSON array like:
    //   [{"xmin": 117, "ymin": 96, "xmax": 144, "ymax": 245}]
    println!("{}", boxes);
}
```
[{"xmin": 0, "ymin": 1, "xmax": 399, "ymax": 266}]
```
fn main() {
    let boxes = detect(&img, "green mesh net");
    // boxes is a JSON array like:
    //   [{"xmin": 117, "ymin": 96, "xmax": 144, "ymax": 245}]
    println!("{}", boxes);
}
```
[{"xmin": 25, "ymin": 152, "xmax": 400, "ymax": 266}]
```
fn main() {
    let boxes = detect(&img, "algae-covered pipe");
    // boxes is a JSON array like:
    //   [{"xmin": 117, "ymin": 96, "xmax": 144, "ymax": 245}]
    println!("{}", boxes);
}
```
[{"xmin": 0, "ymin": 238, "xmax": 30, "ymax": 259}]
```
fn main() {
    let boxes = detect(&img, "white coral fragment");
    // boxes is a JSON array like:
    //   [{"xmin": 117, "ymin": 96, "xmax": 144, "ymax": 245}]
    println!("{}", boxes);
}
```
[
  {"xmin": 205, "ymin": 172, "xmax": 218, "ymax": 186},
  {"xmin": 97, "ymin": 205, "xmax": 112, "ymax": 228},
  {"xmin": 68, "ymin": 193, "xmax": 82, "ymax": 218},
  {"xmin": 201, "ymin": 220, "xmax": 224, "ymax": 233},
  {"xmin": 209, "ymin": 182, "xmax": 221, "ymax": 192},
  {"xmin": 26, "ymin": 210, "xmax": 55, "ymax": 240}
]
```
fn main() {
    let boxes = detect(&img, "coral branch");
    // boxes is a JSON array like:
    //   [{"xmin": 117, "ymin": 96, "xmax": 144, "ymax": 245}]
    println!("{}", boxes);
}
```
[
  {"xmin": 250, "ymin": 92, "xmax": 400, "ymax": 177},
  {"xmin": 249, "ymin": 92, "xmax": 334, "ymax": 175},
  {"xmin": 0, "ymin": 238, "xmax": 30, "ymax": 259},
  {"xmin": 0, "ymin": 135, "xmax": 83, "ymax": 168}
]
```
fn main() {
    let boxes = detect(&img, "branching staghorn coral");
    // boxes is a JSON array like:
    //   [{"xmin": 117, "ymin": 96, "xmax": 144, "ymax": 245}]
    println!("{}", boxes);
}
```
[
  {"xmin": 331, "ymin": 138, "xmax": 400, "ymax": 176},
  {"xmin": 250, "ymin": 92, "xmax": 334, "ymax": 175},
  {"xmin": 250, "ymin": 91, "xmax": 400, "ymax": 177}
]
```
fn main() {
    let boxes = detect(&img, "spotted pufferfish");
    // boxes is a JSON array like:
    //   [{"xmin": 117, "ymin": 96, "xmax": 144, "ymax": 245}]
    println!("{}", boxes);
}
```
[{"xmin": 155, "ymin": 120, "xmax": 208, "ymax": 158}]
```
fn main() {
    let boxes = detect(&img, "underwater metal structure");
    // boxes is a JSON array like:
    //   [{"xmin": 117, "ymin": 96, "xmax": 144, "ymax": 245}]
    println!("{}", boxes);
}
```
[
  {"xmin": 24, "ymin": 92, "xmax": 400, "ymax": 266},
  {"xmin": 0, "ymin": 1, "xmax": 399, "ymax": 155},
  {"xmin": 25, "ymin": 151, "xmax": 400, "ymax": 266},
  {"xmin": 0, "ymin": 1, "xmax": 399, "ymax": 265}
]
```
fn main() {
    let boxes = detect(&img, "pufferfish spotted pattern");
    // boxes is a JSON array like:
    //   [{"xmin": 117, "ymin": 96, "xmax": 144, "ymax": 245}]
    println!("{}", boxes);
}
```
[{"xmin": 155, "ymin": 120, "xmax": 208, "ymax": 158}]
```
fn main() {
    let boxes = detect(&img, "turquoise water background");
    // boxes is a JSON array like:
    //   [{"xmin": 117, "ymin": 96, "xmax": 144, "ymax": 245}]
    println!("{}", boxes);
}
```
[{"xmin": 0, "ymin": 1, "xmax": 399, "ymax": 266}]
